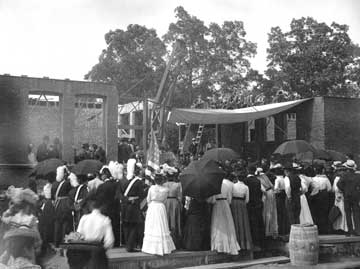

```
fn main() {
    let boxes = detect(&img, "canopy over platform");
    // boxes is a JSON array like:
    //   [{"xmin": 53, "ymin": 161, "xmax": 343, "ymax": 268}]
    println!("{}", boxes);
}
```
[{"xmin": 168, "ymin": 98, "xmax": 311, "ymax": 124}]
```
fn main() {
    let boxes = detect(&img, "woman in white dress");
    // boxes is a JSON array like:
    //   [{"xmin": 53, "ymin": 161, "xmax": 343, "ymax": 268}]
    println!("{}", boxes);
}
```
[
  {"xmin": 332, "ymin": 163, "xmax": 348, "ymax": 232},
  {"xmin": 298, "ymin": 167, "xmax": 314, "ymax": 225},
  {"xmin": 142, "ymin": 174, "xmax": 176, "ymax": 256},
  {"xmin": 207, "ymin": 178, "xmax": 240, "ymax": 255}
]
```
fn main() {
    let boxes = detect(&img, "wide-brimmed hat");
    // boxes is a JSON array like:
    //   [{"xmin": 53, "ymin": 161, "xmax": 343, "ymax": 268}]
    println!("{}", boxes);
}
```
[
  {"xmin": 3, "ymin": 227, "xmax": 39, "ymax": 241},
  {"xmin": 270, "ymin": 163, "xmax": 283, "ymax": 169},
  {"xmin": 343, "ymin": 160, "xmax": 357, "ymax": 170}
]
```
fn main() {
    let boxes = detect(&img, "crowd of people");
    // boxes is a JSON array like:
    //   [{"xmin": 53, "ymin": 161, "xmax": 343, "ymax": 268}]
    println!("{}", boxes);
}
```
[{"xmin": 2, "ymin": 143, "xmax": 360, "ymax": 268}]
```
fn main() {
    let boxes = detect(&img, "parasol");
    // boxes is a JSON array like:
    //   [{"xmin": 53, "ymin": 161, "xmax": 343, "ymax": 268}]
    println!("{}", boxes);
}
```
[
  {"xmin": 274, "ymin": 140, "xmax": 316, "ymax": 156},
  {"xmin": 327, "ymin": 150, "xmax": 347, "ymax": 162},
  {"xmin": 30, "ymin": 158, "xmax": 65, "ymax": 180},
  {"xmin": 202, "ymin": 147, "xmax": 240, "ymax": 162},
  {"xmin": 72, "ymin": 159, "xmax": 103, "ymax": 176},
  {"xmin": 180, "ymin": 159, "xmax": 225, "ymax": 199}
]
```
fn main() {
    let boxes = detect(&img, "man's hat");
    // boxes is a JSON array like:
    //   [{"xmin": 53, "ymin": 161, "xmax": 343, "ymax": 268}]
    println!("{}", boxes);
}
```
[
  {"xmin": 192, "ymin": 138, "xmax": 196, "ymax": 141},
  {"xmin": 332, "ymin": 161, "xmax": 344, "ymax": 170}
]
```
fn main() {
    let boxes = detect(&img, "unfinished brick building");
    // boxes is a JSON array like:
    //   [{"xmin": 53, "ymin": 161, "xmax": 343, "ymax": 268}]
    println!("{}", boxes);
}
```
[
  {"xmin": 169, "ymin": 97, "xmax": 360, "ymax": 161},
  {"xmin": 0, "ymin": 74, "xmax": 118, "ymax": 186}
]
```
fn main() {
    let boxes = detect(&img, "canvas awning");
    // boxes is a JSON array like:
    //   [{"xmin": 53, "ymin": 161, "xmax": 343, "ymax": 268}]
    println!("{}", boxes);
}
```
[{"xmin": 167, "ymin": 98, "xmax": 311, "ymax": 124}]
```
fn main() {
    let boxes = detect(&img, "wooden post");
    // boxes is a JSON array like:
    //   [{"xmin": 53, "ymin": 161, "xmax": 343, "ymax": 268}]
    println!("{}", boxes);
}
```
[{"xmin": 142, "ymin": 93, "xmax": 148, "ymax": 163}]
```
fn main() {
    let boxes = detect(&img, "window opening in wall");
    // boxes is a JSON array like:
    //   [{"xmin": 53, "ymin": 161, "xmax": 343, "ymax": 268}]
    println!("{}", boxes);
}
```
[
  {"xmin": 28, "ymin": 93, "xmax": 62, "ymax": 158},
  {"xmin": 74, "ymin": 96, "xmax": 104, "ymax": 150},
  {"xmin": 248, "ymin": 120, "xmax": 255, "ymax": 142},
  {"xmin": 287, "ymin": 112, "xmax": 297, "ymax": 140},
  {"xmin": 266, "ymin": 116, "xmax": 275, "ymax": 141}
]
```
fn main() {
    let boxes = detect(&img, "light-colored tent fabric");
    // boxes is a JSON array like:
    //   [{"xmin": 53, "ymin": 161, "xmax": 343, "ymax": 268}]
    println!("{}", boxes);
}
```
[{"xmin": 167, "ymin": 98, "xmax": 311, "ymax": 124}]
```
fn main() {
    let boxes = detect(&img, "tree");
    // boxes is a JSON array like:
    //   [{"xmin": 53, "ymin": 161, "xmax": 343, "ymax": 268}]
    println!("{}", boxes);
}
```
[
  {"xmin": 265, "ymin": 17, "xmax": 360, "ymax": 98},
  {"xmin": 163, "ymin": 6, "xmax": 258, "ymax": 108},
  {"xmin": 85, "ymin": 24, "xmax": 166, "ymax": 100}
]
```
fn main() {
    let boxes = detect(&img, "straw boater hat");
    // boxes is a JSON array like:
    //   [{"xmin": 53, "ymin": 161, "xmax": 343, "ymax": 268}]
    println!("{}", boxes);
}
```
[{"xmin": 343, "ymin": 160, "xmax": 357, "ymax": 170}]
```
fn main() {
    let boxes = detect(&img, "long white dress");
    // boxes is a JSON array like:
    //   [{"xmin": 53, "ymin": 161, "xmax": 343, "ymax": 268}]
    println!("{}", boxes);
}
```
[
  {"xmin": 299, "ymin": 174, "xmax": 314, "ymax": 225},
  {"xmin": 142, "ymin": 184, "xmax": 176, "ymax": 256},
  {"xmin": 207, "ymin": 179, "xmax": 240, "ymax": 255},
  {"xmin": 332, "ymin": 176, "xmax": 348, "ymax": 232}
]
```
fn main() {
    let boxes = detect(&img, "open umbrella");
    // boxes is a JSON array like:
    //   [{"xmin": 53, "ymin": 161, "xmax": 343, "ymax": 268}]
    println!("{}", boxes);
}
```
[
  {"xmin": 72, "ymin": 159, "xmax": 103, "ymax": 176},
  {"xmin": 274, "ymin": 140, "xmax": 316, "ymax": 156},
  {"xmin": 180, "ymin": 159, "xmax": 225, "ymax": 199},
  {"xmin": 30, "ymin": 158, "xmax": 65, "ymax": 180},
  {"xmin": 327, "ymin": 150, "xmax": 347, "ymax": 162},
  {"xmin": 202, "ymin": 148, "xmax": 240, "ymax": 162}
]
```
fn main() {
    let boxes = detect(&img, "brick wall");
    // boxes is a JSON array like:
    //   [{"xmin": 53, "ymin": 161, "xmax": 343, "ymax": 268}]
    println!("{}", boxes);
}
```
[
  {"xmin": 27, "ymin": 105, "xmax": 105, "ymax": 151},
  {"xmin": 324, "ymin": 97, "xmax": 360, "ymax": 158}
]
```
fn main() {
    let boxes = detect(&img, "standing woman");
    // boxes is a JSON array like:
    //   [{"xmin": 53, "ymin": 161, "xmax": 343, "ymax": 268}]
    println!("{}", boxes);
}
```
[
  {"xmin": 182, "ymin": 197, "xmax": 211, "ymax": 251},
  {"xmin": 142, "ymin": 173, "xmax": 176, "ymax": 256},
  {"xmin": 309, "ymin": 164, "xmax": 332, "ymax": 234},
  {"xmin": 273, "ymin": 164, "xmax": 290, "ymax": 235},
  {"xmin": 163, "ymin": 167, "xmax": 182, "ymax": 248},
  {"xmin": 207, "ymin": 175, "xmax": 240, "ymax": 255},
  {"xmin": 298, "ymin": 166, "xmax": 314, "ymax": 225},
  {"xmin": 332, "ymin": 162, "xmax": 348, "ymax": 233},
  {"xmin": 256, "ymin": 167, "xmax": 278, "ymax": 238},
  {"xmin": 231, "ymin": 170, "xmax": 253, "ymax": 250}
]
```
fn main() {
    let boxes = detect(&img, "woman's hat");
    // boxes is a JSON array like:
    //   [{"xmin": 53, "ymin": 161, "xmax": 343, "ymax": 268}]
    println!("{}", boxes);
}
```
[
  {"xmin": 343, "ymin": 160, "xmax": 357, "ymax": 170},
  {"xmin": 332, "ymin": 161, "xmax": 344, "ymax": 170},
  {"xmin": 6, "ymin": 186, "xmax": 38, "ymax": 206}
]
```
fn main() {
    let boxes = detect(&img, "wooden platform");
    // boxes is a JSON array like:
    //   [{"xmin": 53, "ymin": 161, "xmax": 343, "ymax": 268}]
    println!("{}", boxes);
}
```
[
  {"xmin": 107, "ymin": 248, "xmax": 253, "ymax": 269},
  {"xmin": 262, "ymin": 234, "xmax": 360, "ymax": 262},
  {"xmin": 106, "ymin": 235, "xmax": 360, "ymax": 269},
  {"xmin": 178, "ymin": 256, "xmax": 290, "ymax": 269}
]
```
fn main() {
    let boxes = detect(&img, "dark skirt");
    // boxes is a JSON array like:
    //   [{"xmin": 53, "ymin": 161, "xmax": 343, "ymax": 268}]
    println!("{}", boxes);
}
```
[
  {"xmin": 182, "ymin": 200, "xmax": 210, "ymax": 251},
  {"xmin": 164, "ymin": 198, "xmax": 182, "ymax": 248},
  {"xmin": 39, "ymin": 199, "xmax": 55, "ymax": 244},
  {"xmin": 310, "ymin": 190, "xmax": 329, "ymax": 234},
  {"xmin": 276, "ymin": 191, "xmax": 290, "ymax": 235},
  {"xmin": 230, "ymin": 199, "xmax": 253, "ymax": 250},
  {"xmin": 66, "ymin": 244, "xmax": 108, "ymax": 269}
]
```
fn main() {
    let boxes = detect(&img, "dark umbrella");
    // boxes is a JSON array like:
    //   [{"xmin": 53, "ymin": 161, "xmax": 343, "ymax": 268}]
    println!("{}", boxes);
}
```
[
  {"xmin": 180, "ymin": 159, "xmax": 225, "ymax": 199},
  {"xmin": 314, "ymin": 148, "xmax": 332, "ymax": 160},
  {"xmin": 30, "ymin": 158, "xmax": 65, "ymax": 180},
  {"xmin": 327, "ymin": 150, "xmax": 347, "ymax": 162},
  {"xmin": 274, "ymin": 140, "xmax": 316, "ymax": 156},
  {"xmin": 72, "ymin": 159, "xmax": 103, "ymax": 176},
  {"xmin": 202, "ymin": 148, "xmax": 240, "ymax": 162}
]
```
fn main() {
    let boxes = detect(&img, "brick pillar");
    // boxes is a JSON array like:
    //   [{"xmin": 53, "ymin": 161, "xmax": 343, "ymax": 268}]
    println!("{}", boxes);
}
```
[
  {"xmin": 129, "ymin": 111, "xmax": 135, "ymax": 138},
  {"xmin": 0, "ymin": 79, "xmax": 29, "ymax": 164},
  {"xmin": 61, "ymin": 85, "xmax": 75, "ymax": 163},
  {"xmin": 104, "ymin": 92, "xmax": 118, "ymax": 162},
  {"xmin": 274, "ymin": 113, "xmax": 287, "ymax": 143},
  {"xmin": 255, "ymin": 118, "xmax": 266, "ymax": 160}
]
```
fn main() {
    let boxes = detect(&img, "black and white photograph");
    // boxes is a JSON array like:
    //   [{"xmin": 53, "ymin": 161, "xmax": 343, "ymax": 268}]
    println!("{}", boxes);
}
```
[{"xmin": 0, "ymin": 0, "xmax": 360, "ymax": 268}]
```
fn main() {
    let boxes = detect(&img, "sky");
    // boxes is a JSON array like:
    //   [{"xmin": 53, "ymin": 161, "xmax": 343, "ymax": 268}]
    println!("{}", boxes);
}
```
[{"xmin": 0, "ymin": 0, "xmax": 359, "ymax": 81}]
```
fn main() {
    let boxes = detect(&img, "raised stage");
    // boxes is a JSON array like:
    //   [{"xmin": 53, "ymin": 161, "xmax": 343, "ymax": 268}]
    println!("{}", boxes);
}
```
[{"xmin": 106, "ymin": 235, "xmax": 360, "ymax": 269}]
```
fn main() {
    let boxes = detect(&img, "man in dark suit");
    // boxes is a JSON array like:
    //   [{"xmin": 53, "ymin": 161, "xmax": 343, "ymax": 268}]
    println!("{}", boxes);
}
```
[
  {"xmin": 119, "ymin": 168, "xmax": 146, "ymax": 252},
  {"xmin": 244, "ymin": 165, "xmax": 265, "ymax": 249},
  {"xmin": 96, "ymin": 167, "xmax": 121, "ymax": 247},
  {"xmin": 118, "ymin": 138, "xmax": 132, "ymax": 164},
  {"xmin": 188, "ymin": 138, "xmax": 197, "ymax": 157},
  {"xmin": 337, "ymin": 160, "xmax": 360, "ymax": 236}
]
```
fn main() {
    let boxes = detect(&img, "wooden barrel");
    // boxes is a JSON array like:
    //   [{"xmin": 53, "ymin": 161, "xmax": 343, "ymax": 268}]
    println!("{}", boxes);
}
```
[{"xmin": 289, "ymin": 224, "xmax": 319, "ymax": 265}]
